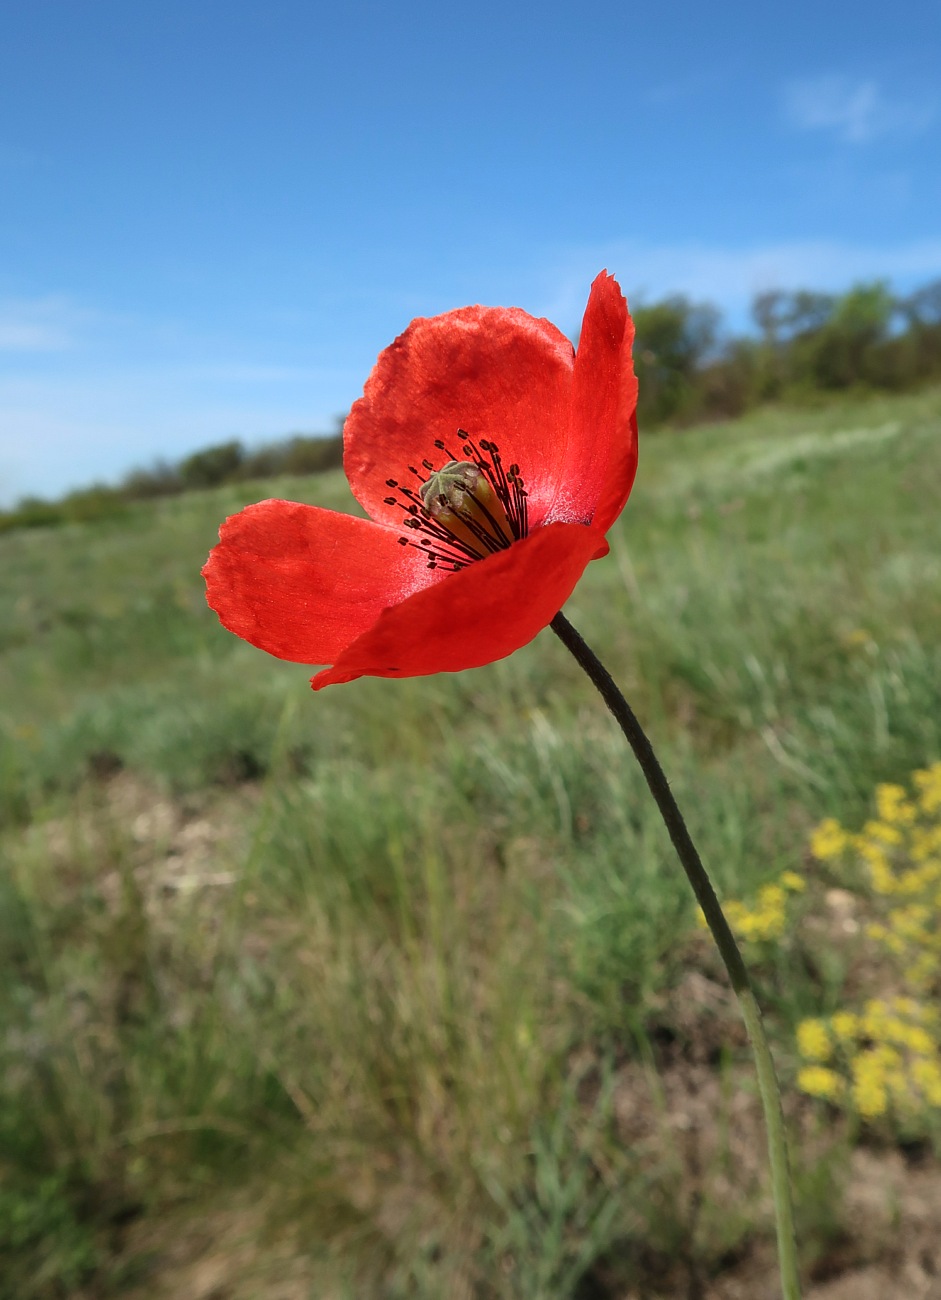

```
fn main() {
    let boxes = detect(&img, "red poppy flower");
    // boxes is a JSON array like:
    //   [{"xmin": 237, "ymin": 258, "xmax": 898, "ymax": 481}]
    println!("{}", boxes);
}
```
[{"xmin": 202, "ymin": 271, "xmax": 637, "ymax": 690}]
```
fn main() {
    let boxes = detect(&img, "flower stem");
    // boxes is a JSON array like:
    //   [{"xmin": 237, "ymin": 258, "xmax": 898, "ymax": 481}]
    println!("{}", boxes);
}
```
[{"xmin": 550, "ymin": 610, "xmax": 801, "ymax": 1300}]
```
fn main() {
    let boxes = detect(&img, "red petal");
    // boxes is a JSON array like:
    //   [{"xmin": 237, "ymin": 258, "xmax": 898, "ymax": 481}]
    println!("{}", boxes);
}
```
[
  {"xmin": 202, "ymin": 499, "xmax": 439, "ymax": 664},
  {"xmin": 344, "ymin": 305, "xmax": 576, "ymax": 531},
  {"xmin": 311, "ymin": 521, "xmax": 605, "ymax": 689},
  {"xmin": 546, "ymin": 271, "xmax": 638, "ymax": 534}
]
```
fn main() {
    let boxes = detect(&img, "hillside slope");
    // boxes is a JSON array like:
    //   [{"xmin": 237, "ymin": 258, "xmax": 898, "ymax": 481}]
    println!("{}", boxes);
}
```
[{"xmin": 1, "ymin": 387, "xmax": 940, "ymax": 1298}]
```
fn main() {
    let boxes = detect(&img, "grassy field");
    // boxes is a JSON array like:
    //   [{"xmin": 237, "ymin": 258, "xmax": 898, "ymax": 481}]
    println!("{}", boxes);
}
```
[{"xmin": 1, "ymin": 387, "xmax": 940, "ymax": 1298}]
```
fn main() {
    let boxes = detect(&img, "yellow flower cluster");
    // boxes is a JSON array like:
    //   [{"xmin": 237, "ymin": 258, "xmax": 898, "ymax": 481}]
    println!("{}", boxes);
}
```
[
  {"xmin": 700, "ymin": 869, "xmax": 807, "ymax": 942},
  {"xmin": 797, "ymin": 997, "xmax": 941, "ymax": 1119},
  {"xmin": 808, "ymin": 817, "xmax": 850, "ymax": 862},
  {"xmin": 719, "ymin": 764, "xmax": 941, "ymax": 1127},
  {"xmin": 811, "ymin": 763, "xmax": 941, "ymax": 993},
  {"xmin": 795, "ymin": 763, "xmax": 941, "ymax": 1124}
]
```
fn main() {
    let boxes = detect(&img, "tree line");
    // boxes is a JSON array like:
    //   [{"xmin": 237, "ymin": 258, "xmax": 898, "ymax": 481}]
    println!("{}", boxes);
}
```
[
  {"xmin": 3, "ymin": 275, "xmax": 941, "ymax": 533},
  {"xmin": 0, "ymin": 429, "xmax": 344, "ymax": 533},
  {"xmin": 632, "ymin": 277, "xmax": 941, "ymax": 427}
]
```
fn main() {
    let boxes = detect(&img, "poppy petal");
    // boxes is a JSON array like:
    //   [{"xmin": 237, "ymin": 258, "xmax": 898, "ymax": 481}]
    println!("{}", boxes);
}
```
[
  {"xmin": 311, "ymin": 521, "xmax": 605, "ymax": 689},
  {"xmin": 344, "ymin": 305, "xmax": 576, "ymax": 531},
  {"xmin": 547, "ymin": 271, "xmax": 638, "ymax": 533},
  {"xmin": 203, "ymin": 499, "xmax": 439, "ymax": 664}
]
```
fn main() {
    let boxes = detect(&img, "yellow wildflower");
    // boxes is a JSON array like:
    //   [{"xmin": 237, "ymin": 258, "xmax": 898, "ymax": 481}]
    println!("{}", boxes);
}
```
[
  {"xmin": 797, "ymin": 1018, "xmax": 832, "ymax": 1062},
  {"xmin": 780, "ymin": 870, "xmax": 807, "ymax": 893},
  {"xmin": 899, "ymin": 1024, "xmax": 934, "ymax": 1056},
  {"xmin": 889, "ymin": 996, "xmax": 927, "ymax": 1020},
  {"xmin": 911, "ymin": 1058, "xmax": 941, "ymax": 1107},
  {"xmin": 913, "ymin": 762, "xmax": 941, "ymax": 814},
  {"xmin": 863, "ymin": 819, "xmax": 903, "ymax": 847},
  {"xmin": 798, "ymin": 1065, "xmax": 845, "ymax": 1102},
  {"xmin": 831, "ymin": 1011, "xmax": 858, "ymax": 1041},
  {"xmin": 875, "ymin": 783, "xmax": 916, "ymax": 825},
  {"xmin": 810, "ymin": 818, "xmax": 849, "ymax": 861},
  {"xmin": 851, "ymin": 1053, "xmax": 889, "ymax": 1118},
  {"xmin": 758, "ymin": 883, "xmax": 786, "ymax": 912}
]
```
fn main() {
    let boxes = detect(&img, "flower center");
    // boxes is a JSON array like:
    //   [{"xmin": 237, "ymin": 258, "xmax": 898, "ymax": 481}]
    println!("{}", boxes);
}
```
[{"xmin": 383, "ymin": 431, "xmax": 529, "ymax": 571}]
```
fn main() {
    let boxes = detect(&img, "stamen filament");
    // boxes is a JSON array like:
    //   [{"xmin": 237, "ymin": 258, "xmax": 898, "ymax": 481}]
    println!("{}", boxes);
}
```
[{"xmin": 388, "ymin": 431, "xmax": 530, "ymax": 566}]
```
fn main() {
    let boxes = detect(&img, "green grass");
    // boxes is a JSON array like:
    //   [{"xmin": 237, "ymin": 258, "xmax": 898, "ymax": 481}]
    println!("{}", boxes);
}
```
[{"xmin": 1, "ymin": 387, "xmax": 940, "ymax": 1297}]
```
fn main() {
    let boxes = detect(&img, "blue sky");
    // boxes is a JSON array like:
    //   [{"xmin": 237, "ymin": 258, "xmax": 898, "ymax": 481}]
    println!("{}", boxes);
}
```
[{"xmin": 1, "ymin": 0, "xmax": 939, "ymax": 504}]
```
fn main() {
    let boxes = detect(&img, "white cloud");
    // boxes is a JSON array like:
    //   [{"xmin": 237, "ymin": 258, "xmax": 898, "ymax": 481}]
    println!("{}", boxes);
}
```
[
  {"xmin": 784, "ymin": 75, "xmax": 935, "ymax": 145},
  {"xmin": 0, "ymin": 296, "xmax": 85, "ymax": 352},
  {"xmin": 540, "ymin": 237, "xmax": 941, "ymax": 330}
]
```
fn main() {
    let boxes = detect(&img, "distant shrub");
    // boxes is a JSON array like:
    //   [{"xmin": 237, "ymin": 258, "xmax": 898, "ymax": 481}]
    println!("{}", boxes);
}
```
[
  {"xmin": 60, "ymin": 485, "xmax": 128, "ymax": 524},
  {"xmin": 6, "ymin": 268, "xmax": 941, "ymax": 539},
  {"xmin": 1, "ymin": 427, "xmax": 345, "ymax": 534},
  {"xmin": 179, "ymin": 439, "xmax": 247, "ymax": 489},
  {"xmin": 900, "ymin": 280, "xmax": 941, "ymax": 383},
  {"xmin": 0, "ymin": 497, "xmax": 64, "ymax": 532},
  {"xmin": 121, "ymin": 458, "xmax": 183, "ymax": 499},
  {"xmin": 642, "ymin": 277, "xmax": 941, "ymax": 431},
  {"xmin": 234, "ymin": 433, "xmax": 343, "ymax": 480},
  {"xmin": 279, "ymin": 433, "xmax": 343, "ymax": 475},
  {"xmin": 632, "ymin": 295, "xmax": 720, "ymax": 426}
]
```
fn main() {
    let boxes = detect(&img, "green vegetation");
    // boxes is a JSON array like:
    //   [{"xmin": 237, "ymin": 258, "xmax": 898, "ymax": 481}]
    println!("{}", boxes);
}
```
[
  {"xmin": 0, "ymin": 430, "xmax": 344, "ymax": 535},
  {"xmin": 715, "ymin": 763, "xmax": 941, "ymax": 1133},
  {"xmin": 5, "ymin": 275, "xmax": 941, "ymax": 543},
  {"xmin": 1, "ymin": 387, "xmax": 940, "ymax": 1297},
  {"xmin": 633, "ymin": 276, "xmax": 941, "ymax": 427}
]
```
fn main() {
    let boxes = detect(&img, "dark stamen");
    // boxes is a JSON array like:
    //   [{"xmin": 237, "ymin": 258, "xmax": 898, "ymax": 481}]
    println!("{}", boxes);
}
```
[{"xmin": 387, "ymin": 427, "xmax": 529, "ymax": 563}]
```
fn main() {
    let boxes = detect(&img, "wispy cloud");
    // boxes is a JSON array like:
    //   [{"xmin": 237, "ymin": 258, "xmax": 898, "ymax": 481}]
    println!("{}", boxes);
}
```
[
  {"xmin": 0, "ymin": 296, "xmax": 86, "ymax": 352},
  {"xmin": 783, "ymin": 75, "xmax": 935, "ymax": 144},
  {"xmin": 541, "ymin": 237, "xmax": 941, "ymax": 330}
]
